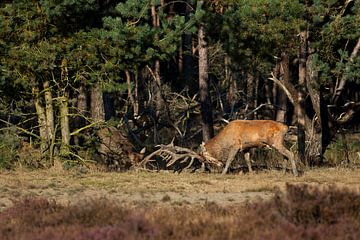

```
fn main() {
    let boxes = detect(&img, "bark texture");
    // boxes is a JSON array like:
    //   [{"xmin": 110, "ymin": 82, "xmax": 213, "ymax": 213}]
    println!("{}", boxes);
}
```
[{"xmin": 198, "ymin": 17, "xmax": 214, "ymax": 142}]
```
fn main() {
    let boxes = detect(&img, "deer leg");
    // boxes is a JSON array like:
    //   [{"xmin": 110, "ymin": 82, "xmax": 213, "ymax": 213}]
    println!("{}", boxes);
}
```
[
  {"xmin": 222, "ymin": 148, "xmax": 238, "ymax": 174},
  {"xmin": 244, "ymin": 151, "xmax": 253, "ymax": 173},
  {"xmin": 272, "ymin": 144, "xmax": 298, "ymax": 177}
]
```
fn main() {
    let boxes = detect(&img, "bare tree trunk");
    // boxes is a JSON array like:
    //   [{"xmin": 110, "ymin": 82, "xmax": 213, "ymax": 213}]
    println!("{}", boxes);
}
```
[
  {"xmin": 154, "ymin": 60, "xmax": 162, "ymax": 117},
  {"xmin": 125, "ymin": 70, "xmax": 138, "ymax": 116},
  {"xmin": 73, "ymin": 84, "xmax": 87, "ymax": 146},
  {"xmin": 183, "ymin": 3, "xmax": 195, "ymax": 93},
  {"xmin": 298, "ymin": 30, "xmax": 307, "ymax": 166},
  {"xmin": 246, "ymin": 72, "xmax": 255, "ymax": 119},
  {"xmin": 254, "ymin": 73, "xmax": 259, "ymax": 119},
  {"xmin": 306, "ymin": 49, "xmax": 335, "ymax": 165},
  {"xmin": 32, "ymin": 86, "xmax": 49, "ymax": 155},
  {"xmin": 90, "ymin": 82, "xmax": 105, "ymax": 122},
  {"xmin": 43, "ymin": 81, "xmax": 55, "ymax": 162},
  {"xmin": 276, "ymin": 52, "xmax": 289, "ymax": 122},
  {"xmin": 59, "ymin": 93, "xmax": 70, "ymax": 156},
  {"xmin": 151, "ymin": 3, "xmax": 163, "ymax": 118},
  {"xmin": 134, "ymin": 71, "xmax": 139, "ymax": 116},
  {"xmin": 225, "ymin": 55, "xmax": 237, "ymax": 115},
  {"xmin": 43, "ymin": 81, "xmax": 54, "ymax": 142},
  {"xmin": 59, "ymin": 59, "xmax": 71, "ymax": 157},
  {"xmin": 198, "ymin": 12, "xmax": 214, "ymax": 142}
]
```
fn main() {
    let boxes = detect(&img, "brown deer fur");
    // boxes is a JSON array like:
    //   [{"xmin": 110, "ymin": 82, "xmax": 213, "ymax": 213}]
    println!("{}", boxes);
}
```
[{"xmin": 201, "ymin": 120, "xmax": 298, "ymax": 176}]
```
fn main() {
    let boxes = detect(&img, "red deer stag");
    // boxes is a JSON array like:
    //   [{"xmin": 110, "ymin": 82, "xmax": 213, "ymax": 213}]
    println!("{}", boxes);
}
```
[{"xmin": 200, "ymin": 120, "xmax": 298, "ymax": 176}]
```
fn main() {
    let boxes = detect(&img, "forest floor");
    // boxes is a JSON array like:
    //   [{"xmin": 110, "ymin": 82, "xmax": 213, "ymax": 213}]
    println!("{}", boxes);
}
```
[{"xmin": 1, "ymin": 164, "xmax": 360, "ymax": 212}]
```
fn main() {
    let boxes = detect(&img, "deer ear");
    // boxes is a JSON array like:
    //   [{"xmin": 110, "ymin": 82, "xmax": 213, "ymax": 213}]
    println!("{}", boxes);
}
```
[{"xmin": 140, "ymin": 147, "xmax": 146, "ymax": 154}]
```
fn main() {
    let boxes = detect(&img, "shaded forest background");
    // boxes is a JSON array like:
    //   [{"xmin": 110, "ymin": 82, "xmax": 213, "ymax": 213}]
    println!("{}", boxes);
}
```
[{"xmin": 0, "ymin": 0, "xmax": 359, "ymax": 170}]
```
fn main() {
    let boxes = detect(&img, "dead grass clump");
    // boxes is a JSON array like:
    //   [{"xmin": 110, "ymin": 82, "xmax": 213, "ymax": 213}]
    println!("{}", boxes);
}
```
[{"xmin": 1, "ymin": 184, "xmax": 360, "ymax": 240}]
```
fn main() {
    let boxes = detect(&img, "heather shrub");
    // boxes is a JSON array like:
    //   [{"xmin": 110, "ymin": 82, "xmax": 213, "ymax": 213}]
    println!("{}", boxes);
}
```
[
  {"xmin": 0, "ymin": 184, "xmax": 359, "ymax": 240},
  {"xmin": 0, "ymin": 198, "xmax": 158, "ymax": 240}
]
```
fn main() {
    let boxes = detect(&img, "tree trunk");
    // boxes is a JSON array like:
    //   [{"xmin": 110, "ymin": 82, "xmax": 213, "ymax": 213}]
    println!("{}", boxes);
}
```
[
  {"xmin": 254, "ymin": 72, "xmax": 259, "ymax": 119},
  {"xmin": 90, "ymin": 82, "xmax": 105, "ymax": 122},
  {"xmin": 276, "ymin": 52, "xmax": 289, "ymax": 123},
  {"xmin": 298, "ymin": 30, "xmax": 307, "ymax": 166},
  {"xmin": 246, "ymin": 72, "xmax": 255, "ymax": 119},
  {"xmin": 59, "ymin": 93, "xmax": 70, "ymax": 157},
  {"xmin": 225, "ymin": 55, "xmax": 237, "ymax": 115},
  {"xmin": 73, "ymin": 84, "xmax": 87, "ymax": 146},
  {"xmin": 183, "ymin": 3, "xmax": 195, "ymax": 93},
  {"xmin": 43, "ymin": 81, "xmax": 55, "ymax": 162},
  {"xmin": 151, "ymin": 3, "xmax": 163, "ymax": 118},
  {"xmin": 134, "ymin": 71, "xmax": 139, "ymax": 116},
  {"xmin": 125, "ymin": 69, "xmax": 138, "ymax": 116},
  {"xmin": 154, "ymin": 60, "xmax": 162, "ymax": 117},
  {"xmin": 306, "ymin": 50, "xmax": 335, "ymax": 165},
  {"xmin": 198, "ymin": 17, "xmax": 214, "ymax": 142},
  {"xmin": 32, "ymin": 86, "xmax": 49, "ymax": 155}
]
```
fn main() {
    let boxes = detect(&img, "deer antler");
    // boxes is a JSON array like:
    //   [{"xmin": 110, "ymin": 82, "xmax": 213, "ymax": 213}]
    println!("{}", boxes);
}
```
[{"xmin": 138, "ymin": 141, "xmax": 223, "ymax": 170}]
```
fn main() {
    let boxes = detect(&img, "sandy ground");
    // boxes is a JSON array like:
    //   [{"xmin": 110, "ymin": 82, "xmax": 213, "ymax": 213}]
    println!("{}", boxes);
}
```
[{"xmin": 1, "ymin": 166, "xmax": 360, "ymax": 211}]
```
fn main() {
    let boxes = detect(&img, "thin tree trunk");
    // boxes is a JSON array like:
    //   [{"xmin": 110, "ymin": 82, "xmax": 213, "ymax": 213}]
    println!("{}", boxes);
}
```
[
  {"xmin": 90, "ymin": 82, "xmax": 105, "ymax": 122},
  {"xmin": 276, "ymin": 52, "xmax": 289, "ymax": 122},
  {"xmin": 32, "ymin": 86, "xmax": 49, "ymax": 155},
  {"xmin": 73, "ymin": 84, "xmax": 87, "ymax": 146},
  {"xmin": 183, "ymin": 3, "xmax": 194, "ymax": 93},
  {"xmin": 59, "ymin": 93, "xmax": 70, "ymax": 156},
  {"xmin": 125, "ymin": 69, "xmax": 138, "ymax": 117},
  {"xmin": 298, "ymin": 30, "xmax": 307, "ymax": 165},
  {"xmin": 154, "ymin": 60, "xmax": 162, "ymax": 117},
  {"xmin": 198, "ymin": 12, "xmax": 214, "ymax": 142},
  {"xmin": 307, "ymin": 50, "xmax": 335, "ymax": 164},
  {"xmin": 43, "ymin": 81, "xmax": 55, "ymax": 163},
  {"xmin": 151, "ymin": 3, "xmax": 163, "ymax": 118},
  {"xmin": 246, "ymin": 72, "xmax": 255, "ymax": 119},
  {"xmin": 254, "ymin": 73, "xmax": 259, "ymax": 119},
  {"xmin": 43, "ymin": 81, "xmax": 54, "ymax": 142},
  {"xmin": 134, "ymin": 71, "xmax": 139, "ymax": 116},
  {"xmin": 225, "ymin": 55, "xmax": 237, "ymax": 115}
]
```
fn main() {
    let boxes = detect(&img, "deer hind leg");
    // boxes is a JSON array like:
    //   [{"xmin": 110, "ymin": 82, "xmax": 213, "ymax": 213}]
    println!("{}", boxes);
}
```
[
  {"xmin": 222, "ymin": 148, "xmax": 238, "ymax": 174},
  {"xmin": 271, "ymin": 144, "xmax": 298, "ymax": 177},
  {"xmin": 244, "ymin": 151, "xmax": 253, "ymax": 173}
]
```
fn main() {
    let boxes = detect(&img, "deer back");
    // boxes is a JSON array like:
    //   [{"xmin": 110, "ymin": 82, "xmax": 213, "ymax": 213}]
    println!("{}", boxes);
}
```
[{"xmin": 204, "ymin": 120, "xmax": 289, "ymax": 161}]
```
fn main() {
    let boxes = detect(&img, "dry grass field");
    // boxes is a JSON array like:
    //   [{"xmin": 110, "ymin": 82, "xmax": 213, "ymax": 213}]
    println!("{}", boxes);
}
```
[
  {"xmin": 1, "ymin": 164, "xmax": 360, "ymax": 211},
  {"xmin": 1, "ymin": 165, "xmax": 360, "ymax": 239}
]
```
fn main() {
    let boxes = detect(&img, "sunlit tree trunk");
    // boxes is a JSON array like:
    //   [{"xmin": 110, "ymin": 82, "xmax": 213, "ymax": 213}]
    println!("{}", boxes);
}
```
[
  {"xmin": 276, "ymin": 52, "xmax": 289, "ymax": 123},
  {"xmin": 90, "ymin": 82, "xmax": 105, "ymax": 122},
  {"xmin": 73, "ymin": 84, "xmax": 87, "ymax": 146},
  {"xmin": 59, "ymin": 93, "xmax": 70, "ymax": 156},
  {"xmin": 59, "ymin": 59, "xmax": 71, "ymax": 157},
  {"xmin": 32, "ymin": 86, "xmax": 49, "ymax": 155},
  {"xmin": 43, "ymin": 81, "xmax": 55, "ymax": 162}
]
